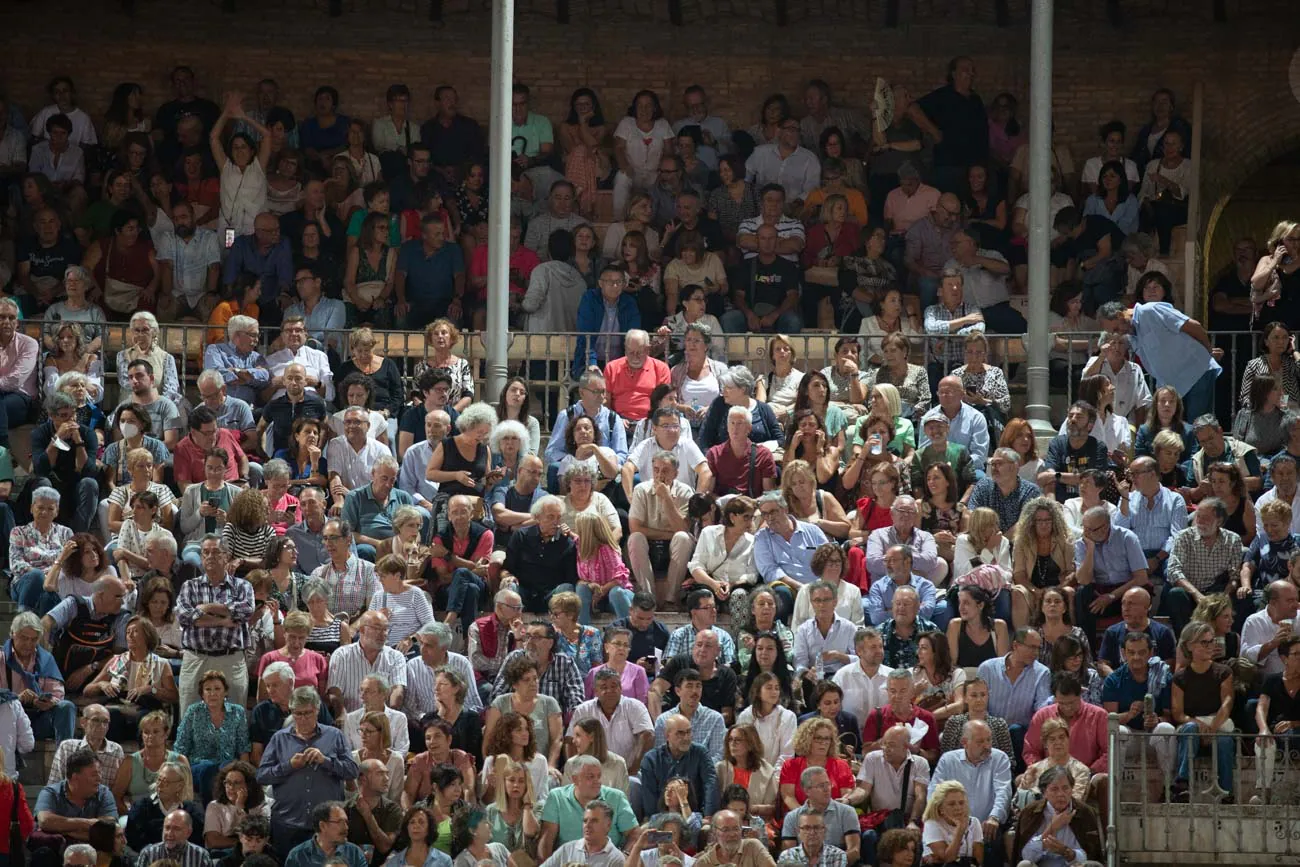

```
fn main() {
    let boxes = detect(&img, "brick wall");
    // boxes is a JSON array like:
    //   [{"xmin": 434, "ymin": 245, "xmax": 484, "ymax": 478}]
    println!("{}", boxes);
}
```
[{"xmin": 3, "ymin": 0, "xmax": 1299, "ymax": 244}]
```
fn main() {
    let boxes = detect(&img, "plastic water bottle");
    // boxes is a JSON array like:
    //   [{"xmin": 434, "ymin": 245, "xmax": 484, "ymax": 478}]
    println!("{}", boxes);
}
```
[{"xmin": 815, "ymin": 652, "xmax": 825, "ymax": 681}]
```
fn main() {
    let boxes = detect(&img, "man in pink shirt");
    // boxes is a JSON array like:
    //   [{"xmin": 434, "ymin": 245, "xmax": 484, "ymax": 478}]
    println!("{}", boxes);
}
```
[
  {"xmin": 0, "ymin": 297, "xmax": 39, "ymax": 448},
  {"xmin": 172, "ymin": 405, "xmax": 253, "ymax": 493},
  {"xmin": 604, "ymin": 329, "xmax": 669, "ymax": 431},
  {"xmin": 1022, "ymin": 670, "xmax": 1109, "ymax": 773},
  {"xmin": 882, "ymin": 162, "xmax": 940, "ymax": 238}
]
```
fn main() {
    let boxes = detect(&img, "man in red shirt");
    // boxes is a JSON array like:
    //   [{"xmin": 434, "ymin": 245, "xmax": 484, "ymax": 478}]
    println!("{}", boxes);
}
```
[
  {"xmin": 706, "ymin": 405, "xmax": 777, "ymax": 497},
  {"xmin": 604, "ymin": 329, "xmax": 669, "ymax": 431},
  {"xmin": 1022, "ymin": 670, "xmax": 1109, "ymax": 774},
  {"xmin": 860, "ymin": 667, "xmax": 940, "ymax": 765},
  {"xmin": 172, "ymin": 404, "xmax": 252, "ymax": 493}
]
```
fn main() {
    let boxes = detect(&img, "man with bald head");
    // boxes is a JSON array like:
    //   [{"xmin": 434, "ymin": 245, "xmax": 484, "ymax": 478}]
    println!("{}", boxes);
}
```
[
  {"xmin": 42, "ymin": 576, "xmax": 131, "ymax": 695},
  {"xmin": 345, "ymin": 757, "xmax": 403, "ymax": 861},
  {"xmin": 223, "ymin": 211, "xmax": 294, "ymax": 327},
  {"xmin": 638, "ymin": 712, "xmax": 720, "ymax": 822},
  {"xmin": 1116, "ymin": 455, "xmax": 1189, "ymax": 584},
  {"xmin": 605, "ymin": 328, "xmax": 670, "ymax": 429},
  {"xmin": 724, "ymin": 213, "xmax": 804, "ymax": 334},
  {"xmin": 1096, "ymin": 586, "xmax": 1176, "ymax": 674},
  {"xmin": 694, "ymin": 810, "xmax": 775, "ymax": 867},
  {"xmin": 136, "ymin": 808, "xmax": 211, "ymax": 867},
  {"xmin": 919, "ymin": 375, "xmax": 990, "ymax": 471},
  {"xmin": 845, "ymin": 723, "xmax": 928, "ymax": 864},
  {"xmin": 904, "ymin": 191, "xmax": 963, "ymax": 309},
  {"xmin": 259, "ymin": 360, "xmax": 329, "ymax": 456}
]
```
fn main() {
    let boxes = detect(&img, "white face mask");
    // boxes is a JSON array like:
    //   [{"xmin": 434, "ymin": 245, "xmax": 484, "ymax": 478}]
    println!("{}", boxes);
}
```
[{"xmin": 120, "ymin": 422, "xmax": 140, "ymax": 439}]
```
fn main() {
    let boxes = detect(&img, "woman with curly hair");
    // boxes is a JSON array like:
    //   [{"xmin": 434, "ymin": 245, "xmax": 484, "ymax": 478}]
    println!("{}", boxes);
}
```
[
  {"xmin": 220, "ymin": 487, "xmax": 275, "ymax": 573},
  {"xmin": 1010, "ymin": 498, "xmax": 1075, "ymax": 629},
  {"xmin": 778, "ymin": 716, "xmax": 855, "ymax": 811},
  {"xmin": 483, "ymin": 657, "xmax": 562, "ymax": 768},
  {"xmin": 203, "ymin": 760, "xmax": 267, "ymax": 852}
]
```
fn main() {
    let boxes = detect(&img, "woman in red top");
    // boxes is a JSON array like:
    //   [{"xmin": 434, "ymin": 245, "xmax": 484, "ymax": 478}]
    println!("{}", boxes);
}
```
[
  {"xmin": 845, "ymin": 461, "xmax": 904, "ymax": 591},
  {"xmin": 778, "ymin": 716, "xmax": 856, "ymax": 813},
  {"xmin": 0, "ymin": 767, "xmax": 35, "ymax": 862},
  {"xmin": 81, "ymin": 210, "xmax": 158, "ymax": 316},
  {"xmin": 802, "ymin": 194, "xmax": 861, "ymax": 269},
  {"xmin": 176, "ymin": 149, "xmax": 221, "ymax": 225}
]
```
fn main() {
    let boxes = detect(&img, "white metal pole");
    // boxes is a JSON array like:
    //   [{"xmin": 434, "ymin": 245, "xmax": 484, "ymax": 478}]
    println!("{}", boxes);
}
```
[
  {"xmin": 1025, "ymin": 0, "xmax": 1054, "ymax": 435},
  {"xmin": 483, "ymin": 0, "xmax": 515, "ymax": 403}
]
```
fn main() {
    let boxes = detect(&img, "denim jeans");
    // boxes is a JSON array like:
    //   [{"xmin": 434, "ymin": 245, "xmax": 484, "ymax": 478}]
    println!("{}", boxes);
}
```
[
  {"xmin": 577, "ymin": 584, "xmax": 635, "ymax": 624},
  {"xmin": 519, "ymin": 582, "xmax": 576, "ymax": 614},
  {"xmin": 1181, "ymin": 368, "xmax": 1219, "ymax": 423},
  {"xmin": 719, "ymin": 309, "xmax": 803, "ymax": 335},
  {"xmin": 1175, "ymin": 721, "xmax": 1234, "ymax": 793},
  {"xmin": 446, "ymin": 567, "xmax": 487, "ymax": 632},
  {"xmin": 29, "ymin": 698, "xmax": 77, "ymax": 742},
  {"xmin": 11, "ymin": 568, "xmax": 61, "ymax": 615}
]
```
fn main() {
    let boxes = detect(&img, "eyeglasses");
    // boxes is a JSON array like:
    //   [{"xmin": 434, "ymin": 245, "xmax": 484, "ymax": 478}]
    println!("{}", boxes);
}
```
[{"xmin": 322, "ymin": 534, "xmax": 345, "ymax": 541}]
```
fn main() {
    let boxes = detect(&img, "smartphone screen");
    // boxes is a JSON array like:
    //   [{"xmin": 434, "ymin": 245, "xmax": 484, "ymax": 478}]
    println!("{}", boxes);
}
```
[{"xmin": 224, "ymin": 228, "xmax": 236, "ymax": 249}]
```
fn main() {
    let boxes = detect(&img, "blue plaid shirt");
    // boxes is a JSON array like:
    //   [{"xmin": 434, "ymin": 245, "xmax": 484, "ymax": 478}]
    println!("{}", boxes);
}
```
[
  {"xmin": 923, "ymin": 300, "xmax": 986, "ymax": 367},
  {"xmin": 1116, "ymin": 487, "xmax": 1189, "ymax": 555},
  {"xmin": 176, "ymin": 574, "xmax": 254, "ymax": 655}
]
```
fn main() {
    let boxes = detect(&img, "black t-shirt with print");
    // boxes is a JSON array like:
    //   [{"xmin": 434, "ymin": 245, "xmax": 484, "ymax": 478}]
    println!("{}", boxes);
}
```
[{"xmin": 747, "ymin": 256, "xmax": 802, "ymax": 312}]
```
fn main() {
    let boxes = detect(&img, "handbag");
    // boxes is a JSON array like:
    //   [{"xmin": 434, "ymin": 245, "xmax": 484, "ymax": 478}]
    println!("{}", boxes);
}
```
[
  {"xmin": 859, "ymin": 745, "xmax": 913, "ymax": 833},
  {"xmin": 102, "ymin": 242, "xmax": 144, "ymax": 313},
  {"xmin": 354, "ymin": 280, "xmax": 386, "ymax": 304},
  {"xmin": 8, "ymin": 777, "xmax": 24, "ymax": 867}
]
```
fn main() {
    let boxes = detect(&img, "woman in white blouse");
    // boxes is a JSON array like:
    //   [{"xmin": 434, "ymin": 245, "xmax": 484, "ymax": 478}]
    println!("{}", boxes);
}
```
[
  {"xmin": 857, "ymin": 287, "xmax": 921, "ymax": 368},
  {"xmin": 952, "ymin": 507, "xmax": 1012, "ymax": 583},
  {"xmin": 562, "ymin": 718, "xmax": 628, "ymax": 791},
  {"xmin": 1061, "ymin": 470, "xmax": 1118, "ymax": 541},
  {"xmin": 612, "ymin": 90, "xmax": 675, "ymax": 216},
  {"xmin": 792, "ymin": 542, "xmax": 863, "ymax": 631},
  {"xmin": 687, "ymin": 496, "xmax": 757, "ymax": 623},
  {"xmin": 755, "ymin": 334, "xmax": 805, "ymax": 419},
  {"xmin": 1138, "ymin": 129, "xmax": 1191, "ymax": 256},
  {"xmin": 734, "ymin": 673, "xmax": 796, "ymax": 764}
]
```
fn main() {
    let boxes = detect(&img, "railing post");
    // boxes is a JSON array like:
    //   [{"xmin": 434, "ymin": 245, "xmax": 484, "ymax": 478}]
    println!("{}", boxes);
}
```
[
  {"xmin": 1107, "ymin": 712, "xmax": 1121, "ymax": 867},
  {"xmin": 1185, "ymin": 81, "xmax": 1204, "ymax": 316},
  {"xmin": 483, "ymin": 0, "xmax": 515, "ymax": 404},
  {"xmin": 1025, "ymin": 0, "xmax": 1056, "ymax": 449}
]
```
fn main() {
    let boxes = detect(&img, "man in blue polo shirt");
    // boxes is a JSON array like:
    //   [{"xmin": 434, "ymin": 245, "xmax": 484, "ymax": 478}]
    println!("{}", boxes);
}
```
[
  {"xmin": 342, "ymin": 456, "xmax": 426, "ymax": 562},
  {"xmin": 395, "ymin": 214, "xmax": 464, "ymax": 330},
  {"xmin": 1100, "ymin": 630, "xmax": 1175, "ymax": 777},
  {"xmin": 1098, "ymin": 295, "xmax": 1220, "ymax": 420},
  {"xmin": 1074, "ymin": 506, "xmax": 1150, "ymax": 649}
]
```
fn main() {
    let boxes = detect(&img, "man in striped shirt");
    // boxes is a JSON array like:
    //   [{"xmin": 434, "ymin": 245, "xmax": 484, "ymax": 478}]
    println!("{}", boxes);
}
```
[
  {"xmin": 327, "ymin": 610, "xmax": 407, "ymax": 717},
  {"xmin": 136, "ymin": 809, "xmax": 213, "ymax": 867},
  {"xmin": 176, "ymin": 535, "xmax": 255, "ymax": 712},
  {"xmin": 313, "ymin": 519, "xmax": 379, "ymax": 623}
]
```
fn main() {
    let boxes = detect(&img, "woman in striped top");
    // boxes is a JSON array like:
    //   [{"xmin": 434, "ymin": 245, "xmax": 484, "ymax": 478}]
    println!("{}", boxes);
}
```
[
  {"xmin": 371, "ymin": 555, "xmax": 435, "ymax": 652},
  {"xmin": 302, "ymin": 577, "xmax": 351, "ymax": 655},
  {"xmin": 220, "ymin": 487, "xmax": 276, "ymax": 573}
]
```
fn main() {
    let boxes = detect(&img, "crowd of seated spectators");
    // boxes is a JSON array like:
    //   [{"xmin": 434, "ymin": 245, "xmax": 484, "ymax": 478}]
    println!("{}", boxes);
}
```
[{"xmin": 0, "ymin": 58, "xmax": 1293, "ymax": 867}]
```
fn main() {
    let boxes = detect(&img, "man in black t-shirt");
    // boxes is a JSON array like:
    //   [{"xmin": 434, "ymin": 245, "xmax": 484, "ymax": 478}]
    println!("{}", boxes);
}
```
[
  {"xmin": 651, "ymin": 628, "xmax": 739, "ymax": 721},
  {"xmin": 611, "ymin": 592, "xmax": 671, "ymax": 675},
  {"xmin": 722, "ymin": 223, "xmax": 803, "ymax": 334},
  {"xmin": 1054, "ymin": 207, "xmax": 1127, "ymax": 311},
  {"xmin": 1040, "ymin": 400, "xmax": 1111, "ymax": 501},
  {"xmin": 15, "ymin": 208, "xmax": 82, "ymax": 310},
  {"xmin": 398, "ymin": 366, "xmax": 458, "ymax": 460},
  {"xmin": 153, "ymin": 66, "xmax": 220, "ymax": 162}
]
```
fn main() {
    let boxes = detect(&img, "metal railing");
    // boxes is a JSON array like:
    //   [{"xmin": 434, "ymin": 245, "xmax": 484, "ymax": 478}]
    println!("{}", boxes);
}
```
[
  {"xmin": 40, "ymin": 320, "xmax": 1263, "ymax": 433},
  {"xmin": 1105, "ymin": 715, "xmax": 1300, "ymax": 866}
]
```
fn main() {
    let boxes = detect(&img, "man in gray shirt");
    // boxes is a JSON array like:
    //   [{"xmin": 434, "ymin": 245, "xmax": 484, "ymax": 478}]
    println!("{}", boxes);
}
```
[{"xmin": 523, "ymin": 180, "xmax": 585, "ymax": 259}]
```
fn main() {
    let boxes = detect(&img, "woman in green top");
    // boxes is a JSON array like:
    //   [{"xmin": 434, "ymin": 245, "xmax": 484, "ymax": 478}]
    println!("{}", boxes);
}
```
[{"xmin": 110, "ymin": 709, "xmax": 189, "ymax": 812}]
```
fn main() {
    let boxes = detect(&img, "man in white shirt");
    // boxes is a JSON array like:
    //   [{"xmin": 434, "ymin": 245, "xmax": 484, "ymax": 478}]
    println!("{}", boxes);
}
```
[
  {"xmin": 569, "ymin": 668, "xmax": 654, "ymax": 774},
  {"xmin": 155, "ymin": 201, "xmax": 220, "ymax": 320},
  {"xmin": 844, "ymin": 724, "xmax": 929, "ymax": 864},
  {"xmin": 326, "ymin": 407, "xmax": 392, "ymax": 493},
  {"xmin": 1081, "ymin": 334, "xmax": 1152, "ymax": 423},
  {"xmin": 1242, "ymin": 580, "xmax": 1299, "ymax": 679},
  {"xmin": 793, "ymin": 581, "xmax": 858, "ymax": 683},
  {"xmin": 673, "ymin": 86, "xmax": 731, "ymax": 154},
  {"xmin": 627, "ymin": 450, "xmax": 697, "ymax": 600},
  {"xmin": 265, "ymin": 314, "xmax": 334, "ymax": 402},
  {"xmin": 745, "ymin": 119, "xmax": 820, "ymax": 210},
  {"xmin": 832, "ymin": 627, "xmax": 894, "ymax": 729},
  {"xmin": 30, "ymin": 77, "xmax": 99, "ymax": 147},
  {"xmin": 621, "ymin": 408, "xmax": 712, "ymax": 496},
  {"xmin": 1255, "ymin": 454, "xmax": 1300, "ymax": 537}
]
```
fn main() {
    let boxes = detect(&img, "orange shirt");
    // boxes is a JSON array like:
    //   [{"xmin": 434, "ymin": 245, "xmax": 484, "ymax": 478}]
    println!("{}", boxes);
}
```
[
  {"xmin": 603, "ymin": 355, "xmax": 670, "ymax": 422},
  {"xmin": 208, "ymin": 299, "xmax": 261, "ymax": 345}
]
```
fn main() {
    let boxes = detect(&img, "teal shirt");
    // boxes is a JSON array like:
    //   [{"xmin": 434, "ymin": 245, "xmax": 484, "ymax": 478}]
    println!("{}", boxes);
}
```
[
  {"xmin": 539, "ymin": 783, "xmax": 638, "ymax": 847},
  {"xmin": 341, "ymin": 483, "xmax": 415, "ymax": 541},
  {"xmin": 511, "ymin": 112, "xmax": 554, "ymax": 157},
  {"xmin": 346, "ymin": 209, "xmax": 401, "ymax": 247}
]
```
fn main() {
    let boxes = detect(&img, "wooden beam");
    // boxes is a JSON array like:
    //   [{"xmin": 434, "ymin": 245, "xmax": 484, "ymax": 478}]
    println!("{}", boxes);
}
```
[
  {"xmin": 884, "ymin": 0, "xmax": 899, "ymax": 28},
  {"xmin": 995, "ymin": 0, "xmax": 1009, "ymax": 26},
  {"xmin": 1105, "ymin": 0, "xmax": 1121, "ymax": 27},
  {"xmin": 668, "ymin": 0, "xmax": 683, "ymax": 26},
  {"xmin": 429, "ymin": 0, "xmax": 442, "ymax": 22},
  {"xmin": 556, "ymin": 0, "xmax": 569, "ymax": 24},
  {"xmin": 775, "ymin": 0, "xmax": 787, "ymax": 26},
  {"xmin": 328, "ymin": 0, "xmax": 343, "ymax": 17},
  {"xmin": 1212, "ymin": 0, "xmax": 1226, "ymax": 22}
]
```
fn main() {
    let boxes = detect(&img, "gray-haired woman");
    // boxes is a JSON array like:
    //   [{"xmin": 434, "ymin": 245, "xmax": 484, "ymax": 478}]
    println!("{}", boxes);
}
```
[
  {"xmin": 697, "ymin": 365, "xmax": 785, "ymax": 450},
  {"xmin": 9, "ymin": 486, "xmax": 73, "ymax": 615},
  {"xmin": 115, "ymin": 311, "xmax": 182, "ymax": 405},
  {"xmin": 43, "ymin": 266, "xmax": 107, "ymax": 354},
  {"xmin": 301, "ymin": 577, "xmax": 352, "ymax": 655}
]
